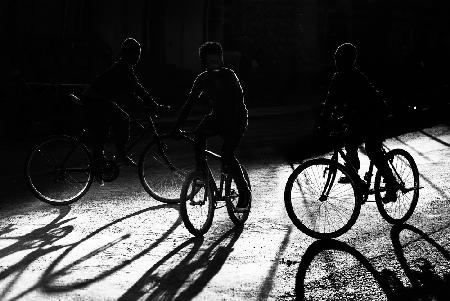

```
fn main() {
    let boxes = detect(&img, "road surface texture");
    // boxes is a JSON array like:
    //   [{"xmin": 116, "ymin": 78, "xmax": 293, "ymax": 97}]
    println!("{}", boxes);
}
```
[{"xmin": 0, "ymin": 110, "xmax": 449, "ymax": 300}]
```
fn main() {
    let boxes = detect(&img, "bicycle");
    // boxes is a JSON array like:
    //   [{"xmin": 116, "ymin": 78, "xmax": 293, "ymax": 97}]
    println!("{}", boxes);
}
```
[
  {"xmin": 26, "ymin": 94, "xmax": 196, "ymax": 205},
  {"xmin": 179, "ymin": 139, "xmax": 252, "ymax": 237},
  {"xmin": 284, "ymin": 126, "xmax": 420, "ymax": 239}
]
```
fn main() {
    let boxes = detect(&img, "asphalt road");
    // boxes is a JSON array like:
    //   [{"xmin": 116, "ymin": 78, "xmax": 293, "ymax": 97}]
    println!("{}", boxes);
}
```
[{"xmin": 0, "ymin": 115, "xmax": 449, "ymax": 300}]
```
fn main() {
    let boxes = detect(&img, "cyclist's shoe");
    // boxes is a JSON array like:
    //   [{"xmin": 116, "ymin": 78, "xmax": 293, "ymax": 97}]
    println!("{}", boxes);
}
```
[
  {"xmin": 338, "ymin": 176, "xmax": 352, "ymax": 184},
  {"xmin": 95, "ymin": 176, "xmax": 105, "ymax": 187},
  {"xmin": 235, "ymin": 189, "xmax": 251, "ymax": 213},
  {"xmin": 116, "ymin": 155, "xmax": 138, "ymax": 167},
  {"xmin": 93, "ymin": 171, "xmax": 104, "ymax": 187},
  {"xmin": 91, "ymin": 163, "xmax": 105, "ymax": 186},
  {"xmin": 193, "ymin": 177, "xmax": 205, "ymax": 187},
  {"xmin": 383, "ymin": 185, "xmax": 399, "ymax": 204},
  {"xmin": 338, "ymin": 176, "xmax": 367, "ymax": 191}
]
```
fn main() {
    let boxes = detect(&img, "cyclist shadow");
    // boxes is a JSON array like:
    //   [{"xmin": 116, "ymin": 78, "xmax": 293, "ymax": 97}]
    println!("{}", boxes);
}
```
[
  {"xmin": 295, "ymin": 224, "xmax": 450, "ymax": 301},
  {"xmin": 0, "ymin": 223, "xmax": 16, "ymax": 236},
  {"xmin": 384, "ymin": 223, "xmax": 450, "ymax": 300},
  {"xmin": 295, "ymin": 238, "xmax": 390, "ymax": 301},
  {"xmin": 38, "ymin": 203, "xmax": 180, "ymax": 295},
  {"xmin": 118, "ymin": 225, "xmax": 244, "ymax": 300},
  {"xmin": 0, "ymin": 205, "xmax": 74, "ymax": 299}
]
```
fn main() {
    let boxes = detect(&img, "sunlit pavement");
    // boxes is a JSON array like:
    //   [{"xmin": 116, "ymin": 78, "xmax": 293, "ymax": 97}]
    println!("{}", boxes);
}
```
[{"xmin": 0, "ymin": 122, "xmax": 449, "ymax": 300}]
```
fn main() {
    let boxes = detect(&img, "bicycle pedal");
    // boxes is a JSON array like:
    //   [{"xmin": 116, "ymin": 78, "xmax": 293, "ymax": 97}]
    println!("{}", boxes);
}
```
[
  {"xmin": 194, "ymin": 178, "xmax": 205, "ymax": 186},
  {"xmin": 234, "ymin": 206, "xmax": 250, "ymax": 213},
  {"xmin": 189, "ymin": 200, "xmax": 205, "ymax": 206}
]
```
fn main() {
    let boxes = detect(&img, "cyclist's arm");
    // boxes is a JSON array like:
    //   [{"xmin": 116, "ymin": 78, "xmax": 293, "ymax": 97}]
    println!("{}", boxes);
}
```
[
  {"xmin": 320, "ymin": 74, "xmax": 338, "ymax": 126},
  {"xmin": 175, "ymin": 74, "xmax": 204, "ymax": 129},
  {"xmin": 124, "ymin": 66, "xmax": 159, "ymax": 108},
  {"xmin": 364, "ymin": 75, "xmax": 393, "ymax": 117}
]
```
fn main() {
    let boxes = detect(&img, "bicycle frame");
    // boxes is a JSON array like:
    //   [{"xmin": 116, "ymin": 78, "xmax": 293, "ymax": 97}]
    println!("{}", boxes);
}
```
[
  {"xmin": 321, "ymin": 146, "xmax": 378, "ymax": 204},
  {"xmin": 201, "ymin": 150, "xmax": 230, "ymax": 207}
]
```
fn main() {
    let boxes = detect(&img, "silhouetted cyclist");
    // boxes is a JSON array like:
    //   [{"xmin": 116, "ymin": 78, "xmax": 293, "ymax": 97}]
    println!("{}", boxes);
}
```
[
  {"xmin": 173, "ymin": 41, "xmax": 251, "ymax": 212},
  {"xmin": 320, "ymin": 43, "xmax": 400, "ymax": 203},
  {"xmin": 82, "ymin": 38, "xmax": 165, "ymax": 180}
]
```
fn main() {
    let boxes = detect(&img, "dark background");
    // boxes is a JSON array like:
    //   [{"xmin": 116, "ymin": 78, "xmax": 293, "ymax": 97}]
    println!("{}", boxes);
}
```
[{"xmin": 0, "ymin": 0, "xmax": 449, "ymax": 138}]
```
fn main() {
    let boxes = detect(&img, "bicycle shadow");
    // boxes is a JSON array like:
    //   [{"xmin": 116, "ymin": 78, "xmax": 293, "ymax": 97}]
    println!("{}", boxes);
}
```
[
  {"xmin": 295, "ymin": 238, "xmax": 391, "ymax": 301},
  {"xmin": 385, "ymin": 223, "xmax": 450, "ymax": 300},
  {"xmin": 0, "ymin": 223, "xmax": 16, "ymax": 236},
  {"xmin": 37, "ymin": 203, "xmax": 181, "ymax": 294},
  {"xmin": 118, "ymin": 225, "xmax": 244, "ymax": 301},
  {"xmin": 295, "ymin": 224, "xmax": 450, "ymax": 300},
  {"xmin": 5, "ymin": 203, "xmax": 179, "ymax": 300},
  {"xmin": 0, "ymin": 206, "xmax": 74, "ymax": 299}
]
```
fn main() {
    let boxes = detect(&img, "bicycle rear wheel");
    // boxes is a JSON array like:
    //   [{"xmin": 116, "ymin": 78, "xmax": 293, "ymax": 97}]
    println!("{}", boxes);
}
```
[
  {"xmin": 139, "ymin": 135, "xmax": 195, "ymax": 203},
  {"xmin": 284, "ymin": 158, "xmax": 360, "ymax": 239},
  {"xmin": 179, "ymin": 171, "xmax": 215, "ymax": 237},
  {"xmin": 374, "ymin": 149, "xmax": 419, "ymax": 224},
  {"xmin": 226, "ymin": 166, "xmax": 252, "ymax": 226},
  {"xmin": 26, "ymin": 135, "xmax": 93, "ymax": 205}
]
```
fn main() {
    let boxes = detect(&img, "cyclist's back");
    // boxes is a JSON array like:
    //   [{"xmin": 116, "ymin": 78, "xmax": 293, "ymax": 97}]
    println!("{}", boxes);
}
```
[
  {"xmin": 193, "ymin": 67, "xmax": 247, "ymax": 129},
  {"xmin": 323, "ymin": 50, "xmax": 388, "ymax": 134}
]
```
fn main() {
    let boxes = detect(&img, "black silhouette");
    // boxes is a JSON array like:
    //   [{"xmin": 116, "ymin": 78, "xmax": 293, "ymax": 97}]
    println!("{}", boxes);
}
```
[
  {"xmin": 174, "ymin": 41, "xmax": 250, "ymax": 210},
  {"xmin": 0, "ymin": 206, "xmax": 74, "ymax": 300},
  {"xmin": 295, "ymin": 226, "xmax": 450, "ymax": 300},
  {"xmin": 320, "ymin": 42, "xmax": 400, "ymax": 203},
  {"xmin": 295, "ymin": 239, "xmax": 391, "ymax": 300},
  {"xmin": 389, "ymin": 223, "xmax": 450, "ymax": 300},
  {"xmin": 82, "ymin": 37, "xmax": 164, "ymax": 173}
]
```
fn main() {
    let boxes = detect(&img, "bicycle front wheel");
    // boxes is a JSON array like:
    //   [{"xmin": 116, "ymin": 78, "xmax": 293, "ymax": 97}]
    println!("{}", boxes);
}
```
[
  {"xmin": 284, "ymin": 158, "xmax": 361, "ymax": 239},
  {"xmin": 226, "ymin": 166, "xmax": 252, "ymax": 226},
  {"xmin": 26, "ymin": 135, "xmax": 93, "ymax": 205},
  {"xmin": 139, "ymin": 135, "xmax": 195, "ymax": 203},
  {"xmin": 179, "ymin": 171, "xmax": 215, "ymax": 237},
  {"xmin": 374, "ymin": 149, "xmax": 419, "ymax": 224}
]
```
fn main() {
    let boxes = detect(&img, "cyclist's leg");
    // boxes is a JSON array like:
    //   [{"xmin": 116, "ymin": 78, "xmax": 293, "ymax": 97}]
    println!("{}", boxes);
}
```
[
  {"xmin": 85, "ymin": 100, "xmax": 108, "ymax": 174},
  {"xmin": 220, "ymin": 127, "xmax": 250, "ymax": 208},
  {"xmin": 344, "ymin": 125, "xmax": 361, "ymax": 170},
  {"xmin": 365, "ymin": 136, "xmax": 399, "ymax": 202},
  {"xmin": 110, "ymin": 102, "xmax": 131, "ymax": 162},
  {"xmin": 194, "ymin": 117, "xmax": 216, "ymax": 174},
  {"xmin": 341, "ymin": 127, "xmax": 361, "ymax": 183}
]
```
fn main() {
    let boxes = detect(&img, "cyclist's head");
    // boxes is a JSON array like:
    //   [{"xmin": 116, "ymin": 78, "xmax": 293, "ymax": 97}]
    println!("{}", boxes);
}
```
[
  {"xmin": 199, "ymin": 41, "xmax": 223, "ymax": 70},
  {"xmin": 334, "ymin": 43, "xmax": 357, "ymax": 71},
  {"xmin": 121, "ymin": 37, "xmax": 141, "ymax": 66}
]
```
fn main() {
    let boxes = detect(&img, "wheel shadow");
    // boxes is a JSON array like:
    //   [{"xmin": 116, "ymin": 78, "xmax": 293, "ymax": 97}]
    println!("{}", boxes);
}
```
[
  {"xmin": 295, "ymin": 238, "xmax": 391, "ymax": 301},
  {"xmin": 386, "ymin": 223, "xmax": 450, "ymax": 300},
  {"xmin": 38, "ymin": 203, "xmax": 181, "ymax": 294},
  {"xmin": 0, "ymin": 205, "xmax": 74, "ymax": 300},
  {"xmin": 6, "ymin": 203, "xmax": 179, "ymax": 300},
  {"xmin": 295, "ymin": 223, "xmax": 450, "ymax": 300},
  {"xmin": 118, "ymin": 225, "xmax": 244, "ymax": 301}
]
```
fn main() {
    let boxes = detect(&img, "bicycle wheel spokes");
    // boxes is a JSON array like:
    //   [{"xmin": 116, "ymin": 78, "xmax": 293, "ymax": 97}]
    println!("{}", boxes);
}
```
[
  {"xmin": 285, "ymin": 159, "xmax": 360, "ymax": 238},
  {"xmin": 375, "ymin": 149, "xmax": 419, "ymax": 223},
  {"xmin": 26, "ymin": 136, "xmax": 92, "ymax": 205},
  {"xmin": 139, "ymin": 136, "xmax": 195, "ymax": 203},
  {"xmin": 179, "ymin": 172, "xmax": 214, "ymax": 236}
]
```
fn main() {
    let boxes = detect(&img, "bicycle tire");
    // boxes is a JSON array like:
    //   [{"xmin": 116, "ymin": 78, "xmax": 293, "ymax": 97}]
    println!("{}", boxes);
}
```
[
  {"xmin": 284, "ymin": 158, "xmax": 361, "ymax": 239},
  {"xmin": 26, "ymin": 135, "xmax": 93, "ymax": 205},
  {"xmin": 179, "ymin": 171, "xmax": 215, "ymax": 237},
  {"xmin": 226, "ymin": 166, "xmax": 252, "ymax": 226},
  {"xmin": 138, "ymin": 134, "xmax": 195, "ymax": 203},
  {"xmin": 374, "ymin": 149, "xmax": 419, "ymax": 224}
]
